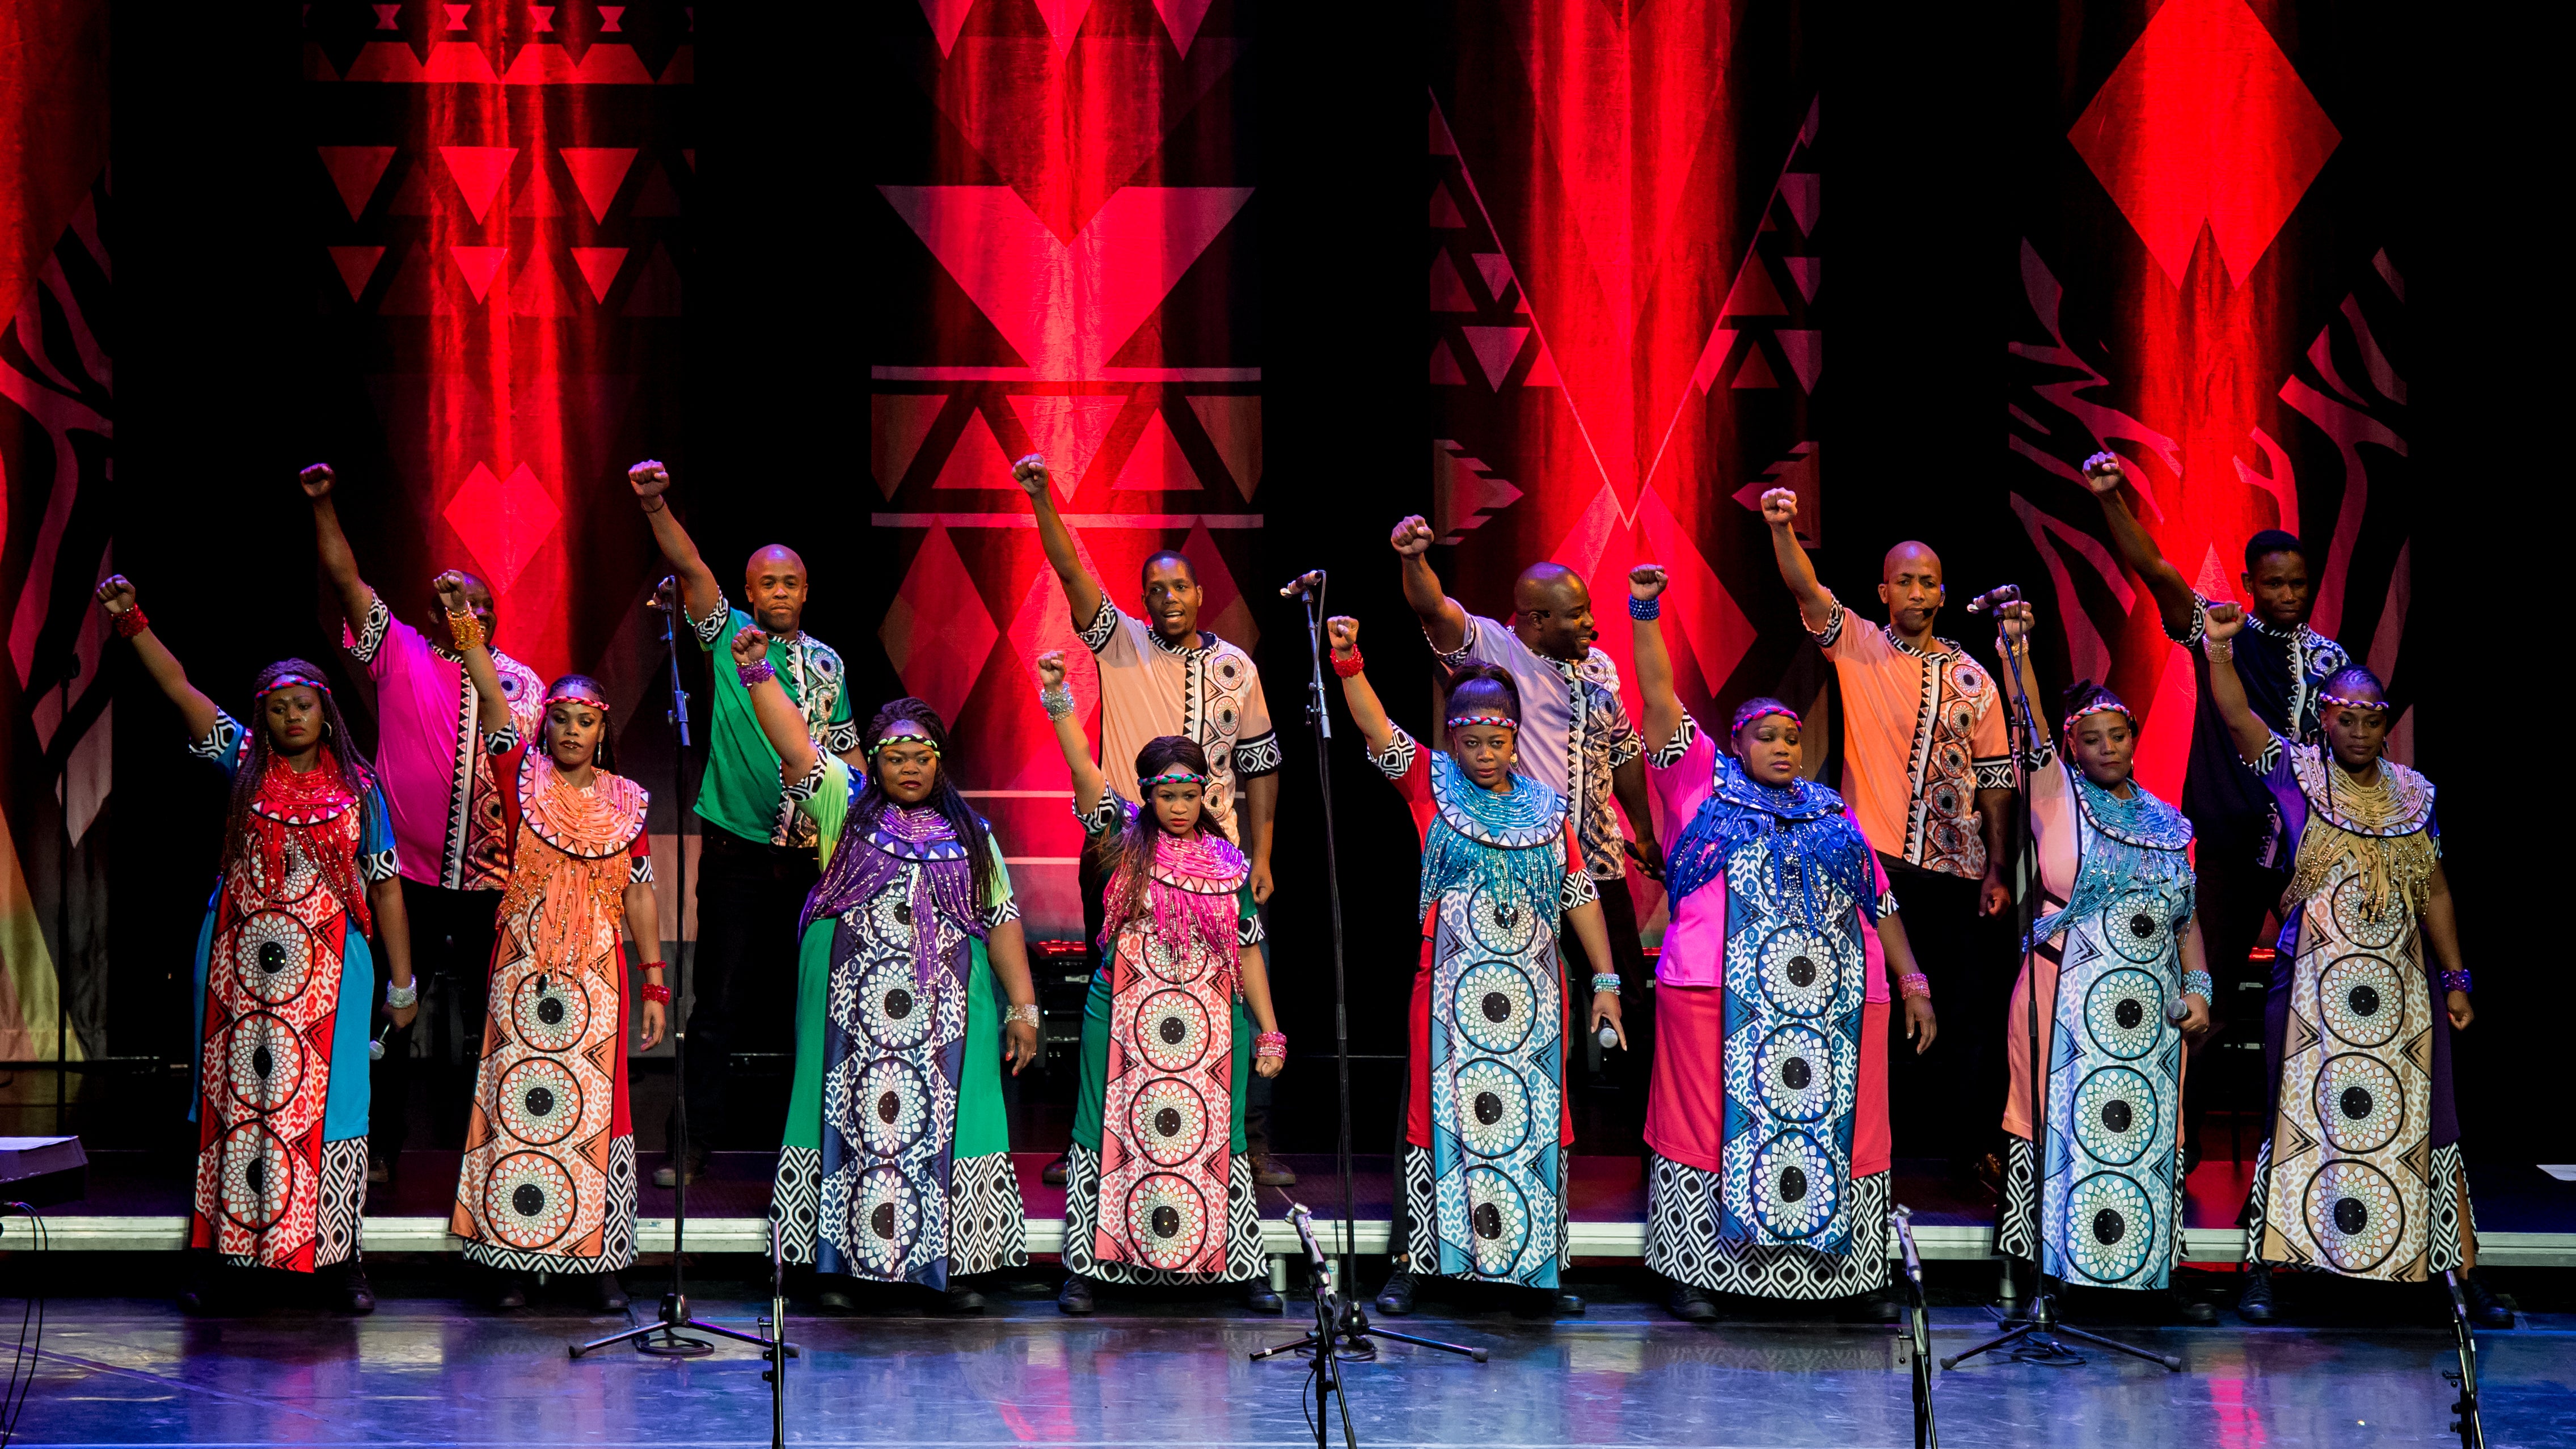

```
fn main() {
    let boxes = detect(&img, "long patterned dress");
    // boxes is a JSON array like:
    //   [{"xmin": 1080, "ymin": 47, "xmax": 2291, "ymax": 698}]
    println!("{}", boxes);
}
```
[
  {"xmin": 2243, "ymin": 737, "xmax": 2469, "ymax": 1281},
  {"xmin": 186, "ymin": 713, "xmax": 398, "ymax": 1272},
  {"xmin": 768, "ymin": 757, "xmax": 1027, "ymax": 1287},
  {"xmin": 1638, "ymin": 716, "xmax": 1897, "ymax": 1298},
  {"xmin": 1373, "ymin": 728, "xmax": 1590, "ymax": 1290},
  {"xmin": 1060, "ymin": 796, "xmax": 1265, "ymax": 1286},
  {"xmin": 449, "ymin": 741, "xmax": 652, "ymax": 1273},
  {"xmin": 1996, "ymin": 746, "xmax": 2197, "ymax": 1291}
]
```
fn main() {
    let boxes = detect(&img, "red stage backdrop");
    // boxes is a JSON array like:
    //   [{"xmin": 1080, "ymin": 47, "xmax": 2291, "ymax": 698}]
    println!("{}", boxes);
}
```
[
  {"xmin": 0, "ymin": 0, "xmax": 112, "ymax": 1070},
  {"xmin": 1429, "ymin": 1, "xmax": 1819, "ymax": 932},
  {"xmin": 2005, "ymin": 0, "xmax": 2417, "ymax": 796},
  {"xmin": 867, "ymin": 0, "xmax": 1261, "ymax": 935}
]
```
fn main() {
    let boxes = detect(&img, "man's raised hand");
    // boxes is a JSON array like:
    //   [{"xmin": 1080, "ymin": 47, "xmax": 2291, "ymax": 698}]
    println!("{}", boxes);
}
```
[
  {"xmin": 1389, "ymin": 516, "xmax": 1435, "ymax": 557},
  {"xmin": 1325, "ymin": 616, "xmax": 1359, "ymax": 655},
  {"xmin": 95, "ymin": 574, "xmax": 137, "ymax": 616},
  {"xmin": 1995, "ymin": 598, "xmax": 2036, "ymax": 641},
  {"xmin": 2080, "ymin": 451, "xmax": 2126, "ymax": 496},
  {"xmin": 1035, "ymin": 649, "xmax": 1068, "ymax": 687},
  {"xmin": 432, "ymin": 570, "xmax": 471, "ymax": 615},
  {"xmin": 298, "ymin": 463, "xmax": 336, "ymax": 500},
  {"xmin": 1629, "ymin": 564, "xmax": 1669, "ymax": 601},
  {"xmin": 2202, "ymin": 600, "xmax": 2247, "ymax": 642},
  {"xmin": 628, "ymin": 459, "xmax": 673, "ymax": 501},
  {"xmin": 1011, "ymin": 454, "xmax": 1050, "ymax": 498},
  {"xmin": 1758, "ymin": 487, "xmax": 1800, "ymax": 529},
  {"xmin": 730, "ymin": 627, "xmax": 770, "ymax": 669}
]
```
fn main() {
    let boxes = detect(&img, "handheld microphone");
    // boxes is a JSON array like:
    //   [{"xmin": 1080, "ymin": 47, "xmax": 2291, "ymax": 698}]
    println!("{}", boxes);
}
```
[
  {"xmin": 1963, "ymin": 582, "xmax": 2021, "ymax": 615},
  {"xmin": 2164, "ymin": 996, "xmax": 2193, "ymax": 1025},
  {"xmin": 1278, "ymin": 569, "xmax": 1325, "ymax": 600},
  {"xmin": 1597, "ymin": 1024, "xmax": 1621, "ymax": 1050}
]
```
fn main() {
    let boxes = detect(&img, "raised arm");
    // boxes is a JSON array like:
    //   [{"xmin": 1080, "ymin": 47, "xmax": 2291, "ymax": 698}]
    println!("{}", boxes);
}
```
[
  {"xmin": 299, "ymin": 464, "xmax": 380, "ymax": 636},
  {"xmin": 628, "ymin": 460, "xmax": 725, "ymax": 627},
  {"xmin": 434, "ymin": 570, "xmax": 512, "ymax": 734},
  {"xmin": 1626, "ymin": 564, "xmax": 1683, "ymax": 754},
  {"xmin": 1758, "ymin": 488, "xmax": 1835, "ymax": 634},
  {"xmin": 1389, "ymin": 516, "xmax": 1469, "ymax": 655},
  {"xmin": 728, "ymin": 627, "xmax": 820, "ymax": 783},
  {"xmin": 2198, "ymin": 603, "xmax": 2273, "ymax": 766},
  {"xmin": 1035, "ymin": 650, "xmax": 1108, "ymax": 817},
  {"xmin": 95, "ymin": 575, "xmax": 221, "ymax": 742},
  {"xmin": 1325, "ymin": 616, "xmax": 1397, "ymax": 756},
  {"xmin": 2080, "ymin": 453, "xmax": 2197, "ymax": 641},
  {"xmin": 1012, "ymin": 455, "xmax": 1108, "ymax": 631}
]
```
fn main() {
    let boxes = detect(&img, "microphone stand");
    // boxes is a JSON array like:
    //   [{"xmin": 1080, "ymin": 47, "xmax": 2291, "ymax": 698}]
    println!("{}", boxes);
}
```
[
  {"xmin": 575, "ymin": 580, "xmax": 783, "ymax": 1366},
  {"xmin": 1941, "ymin": 607, "xmax": 2181, "ymax": 1376},
  {"xmin": 2441, "ymin": 1268, "xmax": 2488, "ymax": 1448},
  {"xmin": 1252, "ymin": 574, "xmax": 1481, "ymax": 1370},
  {"xmin": 1891, "ymin": 1206, "xmax": 1937, "ymax": 1448}
]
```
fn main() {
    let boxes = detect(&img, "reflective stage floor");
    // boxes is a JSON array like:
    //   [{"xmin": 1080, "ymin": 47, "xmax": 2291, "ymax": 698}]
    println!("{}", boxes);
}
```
[{"xmin": 7, "ymin": 1270, "xmax": 2574, "ymax": 1448}]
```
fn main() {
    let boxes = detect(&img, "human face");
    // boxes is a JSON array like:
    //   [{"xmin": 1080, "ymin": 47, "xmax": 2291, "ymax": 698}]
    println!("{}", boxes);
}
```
[
  {"xmin": 545, "ymin": 698, "xmax": 605, "ymax": 771},
  {"xmin": 1450, "ymin": 723, "xmax": 1517, "ymax": 791},
  {"xmin": 424, "ymin": 574, "xmax": 495, "ymax": 644},
  {"xmin": 1142, "ymin": 560, "xmax": 1201, "ymax": 643},
  {"xmin": 2066, "ymin": 710, "xmax": 2136, "ymax": 791},
  {"xmin": 1878, "ymin": 545, "xmax": 1944, "ymax": 635},
  {"xmin": 2321, "ymin": 699, "xmax": 2391, "ymax": 772},
  {"xmin": 745, "ymin": 548, "xmax": 809, "ymax": 635},
  {"xmin": 263, "ymin": 687, "xmax": 324, "ymax": 759},
  {"xmin": 1519, "ymin": 577, "xmax": 1597, "ymax": 662},
  {"xmin": 1733, "ymin": 714, "xmax": 1801, "ymax": 786},
  {"xmin": 1148, "ymin": 779, "xmax": 1205, "ymax": 835},
  {"xmin": 872, "ymin": 724, "xmax": 940, "ymax": 805},
  {"xmin": 2241, "ymin": 551, "xmax": 2312, "ymax": 629}
]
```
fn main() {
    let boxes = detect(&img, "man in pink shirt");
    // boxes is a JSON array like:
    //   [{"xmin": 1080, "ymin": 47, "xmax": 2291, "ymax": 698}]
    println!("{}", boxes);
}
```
[{"xmin": 304, "ymin": 465, "xmax": 544, "ymax": 1186}]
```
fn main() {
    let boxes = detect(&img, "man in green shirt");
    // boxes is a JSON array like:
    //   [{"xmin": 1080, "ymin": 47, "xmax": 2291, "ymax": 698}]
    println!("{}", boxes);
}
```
[{"xmin": 631, "ymin": 460, "xmax": 858, "ymax": 1186}]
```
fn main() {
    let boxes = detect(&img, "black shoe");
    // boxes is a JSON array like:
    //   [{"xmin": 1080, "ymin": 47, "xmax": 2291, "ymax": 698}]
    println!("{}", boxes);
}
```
[
  {"xmin": 1515, "ymin": 1287, "xmax": 1582, "ymax": 1317},
  {"xmin": 2159, "ymin": 1288, "xmax": 2218, "ymax": 1325},
  {"xmin": 366, "ymin": 1156, "xmax": 394, "ymax": 1187},
  {"xmin": 814, "ymin": 1286, "xmax": 857, "ymax": 1315},
  {"xmin": 2458, "ymin": 1271, "xmax": 2515, "ymax": 1330},
  {"xmin": 943, "ymin": 1287, "xmax": 987, "ymax": 1315},
  {"xmin": 490, "ymin": 1273, "xmax": 529, "ymax": 1310},
  {"xmin": 1057, "ymin": 1274, "xmax": 1096, "ymax": 1316},
  {"xmin": 592, "ymin": 1272, "xmax": 630, "ymax": 1313},
  {"xmin": 178, "ymin": 1265, "xmax": 220, "ymax": 1316},
  {"xmin": 1041, "ymin": 1154, "xmax": 1070, "ymax": 1188},
  {"xmin": 339, "ymin": 1264, "xmax": 378, "ymax": 1316},
  {"xmin": 1839, "ymin": 1290, "xmax": 1902, "ymax": 1324},
  {"xmin": 2236, "ymin": 1266, "xmax": 2275, "ymax": 1324},
  {"xmin": 1374, "ymin": 1268, "xmax": 1417, "ymax": 1317},
  {"xmin": 1666, "ymin": 1281, "xmax": 1717, "ymax": 1323},
  {"xmin": 1245, "ymin": 1281, "xmax": 1285, "ymax": 1315},
  {"xmin": 1251, "ymin": 1153, "xmax": 1299, "ymax": 1188},
  {"xmin": 651, "ymin": 1148, "xmax": 707, "ymax": 1189}
]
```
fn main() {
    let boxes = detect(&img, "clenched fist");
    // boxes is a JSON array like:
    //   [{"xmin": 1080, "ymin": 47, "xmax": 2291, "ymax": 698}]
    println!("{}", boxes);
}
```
[
  {"xmin": 95, "ymin": 574, "xmax": 137, "ymax": 616},
  {"xmin": 1758, "ymin": 487, "xmax": 1800, "ymax": 529},
  {"xmin": 1629, "ymin": 564, "xmax": 1668, "ymax": 601},
  {"xmin": 1325, "ymin": 616, "xmax": 1359, "ymax": 655},
  {"xmin": 299, "ymin": 463, "xmax": 336, "ymax": 500},
  {"xmin": 629, "ymin": 459, "xmax": 673, "ymax": 501},
  {"xmin": 1389, "ymin": 516, "xmax": 1435, "ymax": 557},
  {"xmin": 2081, "ymin": 451, "xmax": 2126, "ymax": 495},
  {"xmin": 730, "ymin": 627, "xmax": 771, "ymax": 669},
  {"xmin": 1011, "ymin": 454, "xmax": 1050, "ymax": 497},
  {"xmin": 1035, "ymin": 649, "xmax": 1068, "ymax": 687}
]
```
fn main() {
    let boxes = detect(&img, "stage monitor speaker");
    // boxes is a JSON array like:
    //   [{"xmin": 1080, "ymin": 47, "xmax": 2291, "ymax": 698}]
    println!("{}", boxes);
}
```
[{"xmin": 0, "ymin": 1135, "xmax": 87, "ymax": 1207}]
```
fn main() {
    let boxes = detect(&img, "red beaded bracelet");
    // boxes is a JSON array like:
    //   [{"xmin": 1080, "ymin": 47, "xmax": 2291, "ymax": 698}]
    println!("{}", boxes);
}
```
[
  {"xmin": 1898, "ymin": 971, "xmax": 1931, "ymax": 1000},
  {"xmin": 639, "ymin": 982, "xmax": 672, "ymax": 1004},
  {"xmin": 1331, "ymin": 648, "xmax": 1365, "ymax": 678},
  {"xmin": 113, "ymin": 607, "xmax": 150, "ymax": 639}
]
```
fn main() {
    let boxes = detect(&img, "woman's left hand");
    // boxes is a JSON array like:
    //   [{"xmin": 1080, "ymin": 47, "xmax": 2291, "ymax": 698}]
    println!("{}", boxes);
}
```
[
  {"xmin": 388, "ymin": 997, "xmax": 419, "ymax": 1030},
  {"xmin": 1589, "ymin": 989, "xmax": 1627, "ymax": 1051},
  {"xmin": 2447, "ymin": 989, "xmax": 2473, "ymax": 1030},
  {"xmin": 1004, "ymin": 1018, "xmax": 1041, "ymax": 1074},
  {"xmin": 1254, "ymin": 1043, "xmax": 1286, "ymax": 1079},
  {"xmin": 638, "ymin": 998, "xmax": 667, "ymax": 1050},
  {"xmin": 2178, "ymin": 992, "xmax": 2213, "ymax": 1039},
  {"xmin": 1903, "ymin": 995, "xmax": 1938, "ymax": 1053}
]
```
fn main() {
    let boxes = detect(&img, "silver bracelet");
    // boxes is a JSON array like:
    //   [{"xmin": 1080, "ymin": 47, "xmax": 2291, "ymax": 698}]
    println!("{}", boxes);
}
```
[
  {"xmin": 385, "ymin": 980, "xmax": 420, "ymax": 1009},
  {"xmin": 1004, "ymin": 1002, "xmax": 1042, "ymax": 1028},
  {"xmin": 1040, "ymin": 682, "xmax": 1076, "ymax": 720}
]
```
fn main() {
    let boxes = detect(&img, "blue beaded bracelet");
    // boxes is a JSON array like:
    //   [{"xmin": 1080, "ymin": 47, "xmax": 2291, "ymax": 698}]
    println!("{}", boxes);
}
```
[
  {"xmin": 2441, "ymin": 968, "xmax": 2472, "ymax": 994},
  {"xmin": 2181, "ymin": 969, "xmax": 2213, "ymax": 1002},
  {"xmin": 1628, "ymin": 595, "xmax": 1661, "ymax": 621},
  {"xmin": 1590, "ymin": 973, "xmax": 1623, "ymax": 994}
]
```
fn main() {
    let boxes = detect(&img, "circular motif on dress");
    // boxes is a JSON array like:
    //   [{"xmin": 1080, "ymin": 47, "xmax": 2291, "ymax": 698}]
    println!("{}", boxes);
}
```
[
  {"xmin": 2072, "ymin": 1066, "xmax": 2159, "ymax": 1167},
  {"xmin": 1752, "ymin": 1025, "xmax": 1835, "ymax": 1125},
  {"xmin": 1462, "ymin": 878, "xmax": 1542, "ymax": 957},
  {"xmin": 1131, "ymin": 1077, "xmax": 1213, "ymax": 1167},
  {"xmin": 230, "ymin": 910, "xmax": 316, "ymax": 1006},
  {"xmin": 1142, "ymin": 931, "xmax": 1214, "ymax": 987},
  {"xmin": 216, "ymin": 1121, "xmax": 294, "ymax": 1231},
  {"xmin": 510, "ymin": 970, "xmax": 591, "ymax": 1053},
  {"xmin": 2315, "ymin": 1053, "xmax": 2405, "ymax": 1155},
  {"xmin": 1926, "ymin": 776, "xmax": 1965, "ymax": 822},
  {"xmin": 1136, "ymin": 990, "xmax": 1214, "ymax": 1072},
  {"xmin": 1209, "ymin": 653, "xmax": 1246, "ymax": 690},
  {"xmin": 849, "ymin": 1058, "xmax": 933, "ymax": 1157},
  {"xmin": 2303, "ymin": 1159, "xmax": 2404, "ymax": 1274},
  {"xmin": 1460, "ymin": 1165, "xmax": 1531, "ymax": 1276},
  {"xmin": 846, "ymin": 1166, "xmax": 921, "ymax": 1277},
  {"xmin": 2082, "ymin": 968, "xmax": 2165, "ymax": 1061},
  {"xmin": 2328, "ymin": 872, "xmax": 2407, "ymax": 949},
  {"xmin": 1452, "ymin": 1059, "xmax": 1532, "ymax": 1159},
  {"xmin": 1750, "ymin": 1131, "xmax": 1841, "ymax": 1240},
  {"xmin": 2062, "ymin": 1171, "xmax": 2156, "ymax": 1283},
  {"xmin": 1452, "ymin": 962, "xmax": 1536, "ymax": 1055},
  {"xmin": 1755, "ymin": 922, "xmax": 1841, "ymax": 1020},
  {"xmin": 2318, "ymin": 954, "xmax": 2405, "ymax": 1047},
  {"xmin": 1124, "ymin": 1172, "xmax": 1211, "ymax": 1271},
  {"xmin": 2098, "ymin": 889, "xmax": 2176, "ymax": 964},
  {"xmin": 856, "ymin": 953, "xmax": 936, "ymax": 1052},
  {"xmin": 482, "ymin": 1150, "xmax": 577, "ymax": 1251},
  {"xmin": 496, "ymin": 1057, "xmax": 585, "ymax": 1146},
  {"xmin": 223, "ymin": 1011, "xmax": 308, "ymax": 1113},
  {"xmin": 271, "ymin": 836, "xmax": 322, "ymax": 903}
]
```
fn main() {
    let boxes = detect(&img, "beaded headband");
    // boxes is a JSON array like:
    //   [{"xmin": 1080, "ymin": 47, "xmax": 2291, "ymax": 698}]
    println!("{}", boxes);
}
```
[
  {"xmin": 547, "ymin": 689, "xmax": 610, "ymax": 713},
  {"xmin": 1445, "ymin": 713, "xmax": 1518, "ymax": 730},
  {"xmin": 867, "ymin": 732, "xmax": 941, "ymax": 758},
  {"xmin": 2060, "ymin": 701, "xmax": 2135, "ymax": 735},
  {"xmin": 2318, "ymin": 690, "xmax": 2389, "ymax": 712},
  {"xmin": 1140, "ymin": 768, "xmax": 1207, "ymax": 789},
  {"xmin": 258, "ymin": 672, "xmax": 333, "ymax": 698},
  {"xmin": 1730, "ymin": 702, "xmax": 1801, "ymax": 734}
]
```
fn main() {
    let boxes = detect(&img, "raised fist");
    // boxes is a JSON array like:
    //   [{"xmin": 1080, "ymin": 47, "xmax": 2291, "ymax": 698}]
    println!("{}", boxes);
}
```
[
  {"xmin": 1389, "ymin": 516, "xmax": 1435, "ymax": 557},
  {"xmin": 2202, "ymin": 600, "xmax": 2246, "ymax": 643},
  {"xmin": 432, "ymin": 569, "xmax": 471, "ymax": 612},
  {"xmin": 1995, "ymin": 599, "xmax": 2036, "ymax": 640},
  {"xmin": 298, "ymin": 463, "xmax": 335, "ymax": 500},
  {"xmin": 1325, "ymin": 616, "xmax": 1360, "ymax": 654},
  {"xmin": 1035, "ymin": 649, "xmax": 1068, "ymax": 687},
  {"xmin": 1629, "ymin": 564, "xmax": 1668, "ymax": 601},
  {"xmin": 1758, "ymin": 488, "xmax": 1800, "ymax": 529},
  {"xmin": 730, "ymin": 627, "xmax": 771, "ymax": 669},
  {"xmin": 2081, "ymin": 451, "xmax": 2126, "ymax": 496},
  {"xmin": 628, "ymin": 459, "xmax": 673, "ymax": 500},
  {"xmin": 1011, "ymin": 454, "xmax": 1050, "ymax": 497},
  {"xmin": 95, "ymin": 574, "xmax": 137, "ymax": 616}
]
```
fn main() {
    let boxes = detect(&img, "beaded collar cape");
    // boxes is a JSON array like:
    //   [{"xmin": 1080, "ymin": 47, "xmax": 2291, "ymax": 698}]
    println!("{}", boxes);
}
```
[
  {"xmin": 1425, "ymin": 750, "xmax": 1565, "ymax": 847},
  {"xmin": 516, "ymin": 753, "xmax": 648, "ymax": 859}
]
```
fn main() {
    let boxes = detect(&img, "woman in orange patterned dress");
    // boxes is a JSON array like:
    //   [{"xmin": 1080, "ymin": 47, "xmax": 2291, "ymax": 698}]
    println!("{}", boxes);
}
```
[{"xmin": 434, "ymin": 574, "xmax": 666, "ymax": 1309}]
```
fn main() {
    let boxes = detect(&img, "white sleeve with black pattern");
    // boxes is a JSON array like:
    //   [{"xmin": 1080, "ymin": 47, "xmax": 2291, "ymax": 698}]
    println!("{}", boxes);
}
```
[
  {"xmin": 1560, "ymin": 870, "xmax": 1600, "ymax": 911},
  {"xmin": 347, "ymin": 593, "xmax": 392, "ymax": 665},
  {"xmin": 985, "ymin": 897, "xmax": 1021, "ymax": 931},
  {"xmin": 1808, "ymin": 597, "xmax": 1846, "ymax": 648},
  {"xmin": 1076, "ymin": 597, "xmax": 1120, "ymax": 654},
  {"xmin": 1074, "ymin": 791, "xmax": 1127, "ymax": 838},
  {"xmin": 483, "ymin": 724, "xmax": 521, "ymax": 757},
  {"xmin": 1371, "ymin": 726, "xmax": 1418, "ymax": 780},
  {"xmin": 1973, "ymin": 756, "xmax": 2016, "ymax": 791},
  {"xmin": 1424, "ymin": 616, "xmax": 1477, "ymax": 673},
  {"xmin": 780, "ymin": 754, "xmax": 830, "ymax": 802},
  {"xmin": 1876, "ymin": 889, "xmax": 1900, "ymax": 920},
  {"xmin": 628, "ymin": 855, "xmax": 656, "ymax": 885},
  {"xmin": 2252, "ymin": 732, "xmax": 2286, "ymax": 776},
  {"xmin": 822, "ymin": 717, "xmax": 860, "ymax": 755},
  {"xmin": 1646, "ymin": 712, "xmax": 1701, "ymax": 769},
  {"xmin": 1238, "ymin": 913, "xmax": 1266, "ymax": 948},
  {"xmin": 362, "ymin": 847, "xmax": 400, "ymax": 883},
  {"xmin": 187, "ymin": 710, "xmax": 245, "ymax": 762},
  {"xmin": 1232, "ymin": 728, "xmax": 1282, "ymax": 779},
  {"xmin": 689, "ymin": 593, "xmax": 731, "ymax": 648},
  {"xmin": 2169, "ymin": 594, "xmax": 2209, "ymax": 648}
]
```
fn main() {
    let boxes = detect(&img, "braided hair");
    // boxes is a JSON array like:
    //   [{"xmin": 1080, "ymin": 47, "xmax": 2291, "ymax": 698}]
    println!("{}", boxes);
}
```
[
  {"xmin": 1097, "ymin": 734, "xmax": 1233, "ymax": 933},
  {"xmin": 222, "ymin": 658, "xmax": 377, "ymax": 876},
  {"xmin": 854, "ymin": 696, "xmax": 995, "ymax": 903},
  {"xmin": 1443, "ymin": 664, "xmax": 1521, "ymax": 723}
]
